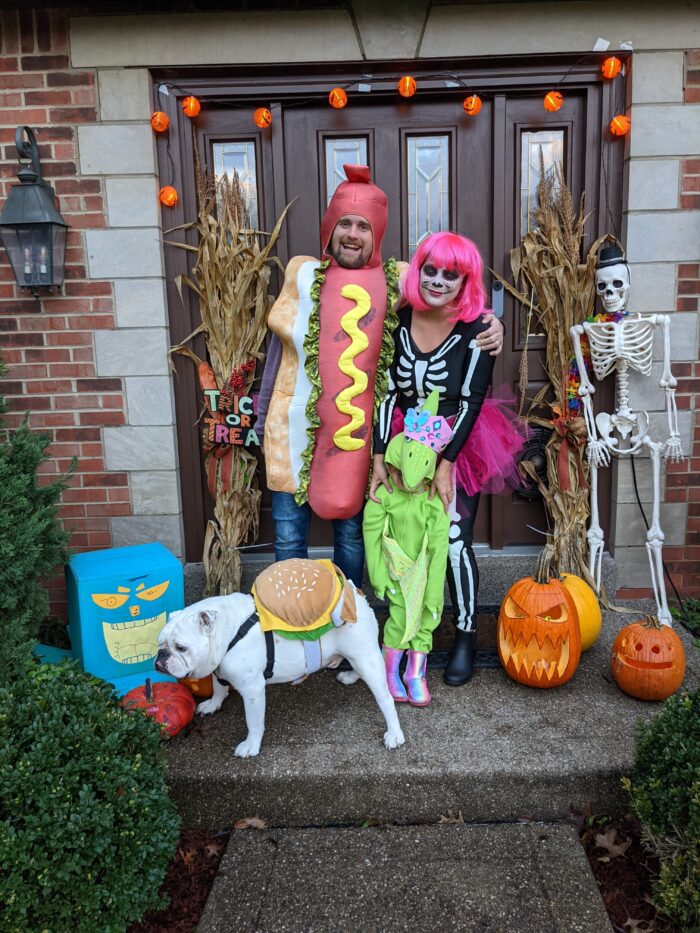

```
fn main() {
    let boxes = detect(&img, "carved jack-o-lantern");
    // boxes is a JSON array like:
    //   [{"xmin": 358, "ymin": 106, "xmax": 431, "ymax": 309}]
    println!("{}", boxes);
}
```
[
  {"xmin": 498, "ymin": 577, "xmax": 581, "ymax": 688},
  {"xmin": 611, "ymin": 617, "xmax": 686, "ymax": 701}
]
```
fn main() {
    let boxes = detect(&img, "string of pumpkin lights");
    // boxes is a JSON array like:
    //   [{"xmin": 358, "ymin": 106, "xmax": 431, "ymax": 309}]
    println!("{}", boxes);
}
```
[{"xmin": 152, "ymin": 56, "xmax": 629, "ymax": 207}]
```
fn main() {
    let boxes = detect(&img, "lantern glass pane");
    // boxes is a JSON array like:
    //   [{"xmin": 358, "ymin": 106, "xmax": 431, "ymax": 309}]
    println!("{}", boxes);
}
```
[
  {"xmin": 0, "ymin": 223, "xmax": 54, "ymax": 288},
  {"xmin": 324, "ymin": 138, "xmax": 368, "ymax": 204},
  {"xmin": 213, "ymin": 140, "xmax": 259, "ymax": 227},
  {"xmin": 51, "ymin": 223, "xmax": 67, "ymax": 287},
  {"xmin": 407, "ymin": 135, "xmax": 450, "ymax": 257}
]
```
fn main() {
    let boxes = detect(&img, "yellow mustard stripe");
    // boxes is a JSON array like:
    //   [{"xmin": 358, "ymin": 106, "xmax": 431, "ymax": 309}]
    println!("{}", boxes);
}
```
[{"xmin": 334, "ymin": 284, "xmax": 371, "ymax": 451}]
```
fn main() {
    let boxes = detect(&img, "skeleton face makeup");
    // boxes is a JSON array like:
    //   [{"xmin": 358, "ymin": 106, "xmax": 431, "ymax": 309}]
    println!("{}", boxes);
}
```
[
  {"xmin": 595, "ymin": 262, "xmax": 630, "ymax": 315},
  {"xmin": 418, "ymin": 263, "xmax": 465, "ymax": 310}
]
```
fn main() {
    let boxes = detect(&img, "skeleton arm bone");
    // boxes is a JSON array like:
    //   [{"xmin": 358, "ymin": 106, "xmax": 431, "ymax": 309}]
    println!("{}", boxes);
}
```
[
  {"xmin": 651, "ymin": 315, "xmax": 684, "ymax": 462},
  {"xmin": 570, "ymin": 324, "xmax": 610, "ymax": 467}
]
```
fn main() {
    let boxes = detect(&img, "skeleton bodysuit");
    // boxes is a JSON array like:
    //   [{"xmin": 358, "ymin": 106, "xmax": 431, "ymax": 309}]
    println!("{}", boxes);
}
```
[{"xmin": 374, "ymin": 308, "xmax": 495, "ymax": 632}]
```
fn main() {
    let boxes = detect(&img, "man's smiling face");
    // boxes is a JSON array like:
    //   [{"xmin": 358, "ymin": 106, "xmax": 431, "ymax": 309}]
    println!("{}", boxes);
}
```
[{"xmin": 329, "ymin": 213, "xmax": 373, "ymax": 268}]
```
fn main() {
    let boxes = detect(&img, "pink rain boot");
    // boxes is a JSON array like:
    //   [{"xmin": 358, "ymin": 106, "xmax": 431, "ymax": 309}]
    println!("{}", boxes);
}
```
[
  {"xmin": 382, "ymin": 646, "xmax": 408, "ymax": 702},
  {"xmin": 403, "ymin": 650, "xmax": 431, "ymax": 707}
]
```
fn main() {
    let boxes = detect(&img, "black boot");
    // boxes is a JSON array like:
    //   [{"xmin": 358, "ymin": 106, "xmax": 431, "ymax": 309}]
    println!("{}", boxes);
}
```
[{"xmin": 444, "ymin": 629, "xmax": 476, "ymax": 686}]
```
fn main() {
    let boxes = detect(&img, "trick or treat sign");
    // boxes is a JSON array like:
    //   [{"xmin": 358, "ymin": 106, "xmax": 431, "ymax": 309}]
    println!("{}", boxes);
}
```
[{"xmin": 203, "ymin": 389, "xmax": 260, "ymax": 449}]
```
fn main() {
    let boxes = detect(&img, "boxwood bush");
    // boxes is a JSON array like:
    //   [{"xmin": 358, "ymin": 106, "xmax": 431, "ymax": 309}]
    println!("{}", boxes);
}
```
[
  {"xmin": 0, "ymin": 662, "xmax": 181, "ymax": 932},
  {"xmin": 623, "ymin": 689, "xmax": 700, "ymax": 930}
]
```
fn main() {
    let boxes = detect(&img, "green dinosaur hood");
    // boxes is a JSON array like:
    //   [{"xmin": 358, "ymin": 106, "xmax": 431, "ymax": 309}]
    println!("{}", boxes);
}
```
[{"xmin": 385, "ymin": 389, "xmax": 441, "ymax": 491}]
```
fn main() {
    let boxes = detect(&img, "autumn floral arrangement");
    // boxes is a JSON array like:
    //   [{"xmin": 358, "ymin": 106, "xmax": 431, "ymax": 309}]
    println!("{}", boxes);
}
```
[{"xmin": 169, "ymin": 169, "xmax": 289, "ymax": 594}]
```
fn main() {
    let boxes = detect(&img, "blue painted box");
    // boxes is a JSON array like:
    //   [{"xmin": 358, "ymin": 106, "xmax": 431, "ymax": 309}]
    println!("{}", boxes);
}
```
[{"xmin": 66, "ymin": 542, "xmax": 183, "ymax": 694}]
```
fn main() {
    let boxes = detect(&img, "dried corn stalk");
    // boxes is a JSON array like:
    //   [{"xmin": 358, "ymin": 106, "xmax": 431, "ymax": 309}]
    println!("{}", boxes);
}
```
[
  {"xmin": 492, "ymin": 159, "xmax": 613, "ymax": 589},
  {"xmin": 167, "ymin": 167, "xmax": 290, "ymax": 595}
]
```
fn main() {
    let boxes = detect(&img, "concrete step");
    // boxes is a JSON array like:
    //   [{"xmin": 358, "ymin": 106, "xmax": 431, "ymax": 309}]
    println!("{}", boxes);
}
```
[
  {"xmin": 184, "ymin": 550, "xmax": 618, "ymax": 608},
  {"xmin": 164, "ymin": 606, "xmax": 698, "ymax": 829},
  {"xmin": 198, "ymin": 822, "xmax": 613, "ymax": 933}
]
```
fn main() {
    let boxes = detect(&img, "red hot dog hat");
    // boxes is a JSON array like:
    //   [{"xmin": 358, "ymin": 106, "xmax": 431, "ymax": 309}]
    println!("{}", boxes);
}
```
[{"xmin": 320, "ymin": 165, "xmax": 388, "ymax": 268}]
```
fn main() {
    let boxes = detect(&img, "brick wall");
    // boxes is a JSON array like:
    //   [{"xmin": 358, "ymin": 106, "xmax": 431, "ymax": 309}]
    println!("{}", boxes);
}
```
[{"xmin": 0, "ymin": 9, "xmax": 131, "ymax": 620}]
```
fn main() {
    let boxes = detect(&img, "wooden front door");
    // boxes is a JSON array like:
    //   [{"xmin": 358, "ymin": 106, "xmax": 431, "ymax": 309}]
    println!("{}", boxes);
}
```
[{"xmin": 159, "ymin": 60, "xmax": 621, "ymax": 561}]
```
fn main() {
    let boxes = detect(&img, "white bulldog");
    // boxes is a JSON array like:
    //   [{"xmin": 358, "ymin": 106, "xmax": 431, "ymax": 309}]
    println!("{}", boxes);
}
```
[{"xmin": 155, "ymin": 578, "xmax": 405, "ymax": 758}]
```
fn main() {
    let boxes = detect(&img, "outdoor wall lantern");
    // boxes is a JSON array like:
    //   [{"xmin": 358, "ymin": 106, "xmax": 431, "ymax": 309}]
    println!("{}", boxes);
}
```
[{"xmin": 0, "ymin": 126, "xmax": 68, "ymax": 299}]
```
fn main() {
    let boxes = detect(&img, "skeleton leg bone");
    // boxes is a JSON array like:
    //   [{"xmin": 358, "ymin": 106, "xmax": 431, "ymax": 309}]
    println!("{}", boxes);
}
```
[
  {"xmin": 643, "ymin": 438, "xmax": 673, "ymax": 626},
  {"xmin": 587, "ymin": 458, "xmax": 605, "ymax": 591}
]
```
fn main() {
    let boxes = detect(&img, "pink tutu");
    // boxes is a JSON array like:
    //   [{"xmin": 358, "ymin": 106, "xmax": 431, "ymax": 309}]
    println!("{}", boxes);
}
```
[{"xmin": 389, "ymin": 388, "xmax": 527, "ymax": 496}]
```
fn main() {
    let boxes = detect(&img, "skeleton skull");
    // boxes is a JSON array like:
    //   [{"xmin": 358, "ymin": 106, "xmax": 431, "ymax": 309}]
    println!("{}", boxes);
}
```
[{"xmin": 595, "ymin": 261, "xmax": 630, "ymax": 315}]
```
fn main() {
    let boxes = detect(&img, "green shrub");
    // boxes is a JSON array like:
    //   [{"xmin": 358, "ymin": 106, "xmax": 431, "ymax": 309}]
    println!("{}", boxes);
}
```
[
  {"xmin": 623, "ymin": 689, "xmax": 700, "ymax": 930},
  {"xmin": 0, "ymin": 356, "xmax": 72, "ymax": 683},
  {"xmin": 0, "ymin": 662, "xmax": 181, "ymax": 932}
]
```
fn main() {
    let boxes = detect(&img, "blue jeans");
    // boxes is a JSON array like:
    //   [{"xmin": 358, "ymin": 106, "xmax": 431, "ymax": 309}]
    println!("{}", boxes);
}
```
[{"xmin": 271, "ymin": 491, "xmax": 365, "ymax": 587}]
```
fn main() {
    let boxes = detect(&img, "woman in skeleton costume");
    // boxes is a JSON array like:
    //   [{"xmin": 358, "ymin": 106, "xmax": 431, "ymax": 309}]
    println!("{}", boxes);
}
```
[{"xmin": 371, "ymin": 232, "xmax": 524, "ymax": 686}]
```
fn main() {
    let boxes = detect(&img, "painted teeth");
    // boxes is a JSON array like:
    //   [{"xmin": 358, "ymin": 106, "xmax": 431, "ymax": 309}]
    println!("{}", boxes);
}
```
[{"xmin": 108, "ymin": 615, "xmax": 160, "ymax": 630}]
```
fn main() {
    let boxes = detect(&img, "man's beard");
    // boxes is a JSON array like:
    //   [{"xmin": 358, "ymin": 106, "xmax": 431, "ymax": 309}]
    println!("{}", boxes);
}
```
[{"xmin": 330, "ymin": 244, "xmax": 368, "ymax": 269}]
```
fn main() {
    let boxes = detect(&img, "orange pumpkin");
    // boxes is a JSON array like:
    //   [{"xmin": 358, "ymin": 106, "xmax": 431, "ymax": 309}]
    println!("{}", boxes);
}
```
[
  {"xmin": 463, "ymin": 94, "xmax": 482, "ymax": 116},
  {"xmin": 398, "ymin": 76, "xmax": 417, "ymax": 98},
  {"xmin": 150, "ymin": 111, "xmax": 170, "ymax": 133},
  {"xmin": 328, "ymin": 87, "xmax": 348, "ymax": 109},
  {"xmin": 609, "ymin": 114, "xmax": 631, "ymax": 136},
  {"xmin": 561, "ymin": 573, "xmax": 602, "ymax": 651},
  {"xmin": 544, "ymin": 90, "xmax": 564, "ymax": 112},
  {"xmin": 121, "ymin": 678, "xmax": 195, "ymax": 736},
  {"xmin": 498, "ymin": 576, "xmax": 581, "ymax": 688},
  {"xmin": 180, "ymin": 674, "xmax": 214, "ymax": 700},
  {"xmin": 601, "ymin": 56, "xmax": 622, "ymax": 79},
  {"xmin": 159, "ymin": 185, "xmax": 178, "ymax": 208},
  {"xmin": 611, "ymin": 617, "xmax": 686, "ymax": 701},
  {"xmin": 253, "ymin": 107, "xmax": 272, "ymax": 128},
  {"xmin": 182, "ymin": 95, "xmax": 201, "ymax": 118}
]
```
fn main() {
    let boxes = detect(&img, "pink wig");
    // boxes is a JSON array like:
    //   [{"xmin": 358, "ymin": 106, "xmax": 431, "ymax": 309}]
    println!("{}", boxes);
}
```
[{"xmin": 403, "ymin": 231, "xmax": 489, "ymax": 323}]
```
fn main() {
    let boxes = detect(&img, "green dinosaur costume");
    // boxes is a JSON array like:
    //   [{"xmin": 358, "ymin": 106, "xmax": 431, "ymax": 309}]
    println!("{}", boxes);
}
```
[{"xmin": 363, "ymin": 389, "xmax": 451, "ymax": 653}]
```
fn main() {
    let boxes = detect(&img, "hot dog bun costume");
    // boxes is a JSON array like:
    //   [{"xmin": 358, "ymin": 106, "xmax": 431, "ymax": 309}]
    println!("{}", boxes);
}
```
[{"xmin": 263, "ymin": 166, "xmax": 402, "ymax": 520}]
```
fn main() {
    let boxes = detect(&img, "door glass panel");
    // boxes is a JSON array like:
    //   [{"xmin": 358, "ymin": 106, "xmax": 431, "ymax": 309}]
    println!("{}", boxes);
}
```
[
  {"xmin": 520, "ymin": 129, "xmax": 564, "ymax": 237},
  {"xmin": 407, "ymin": 135, "xmax": 450, "ymax": 257},
  {"xmin": 212, "ymin": 140, "xmax": 259, "ymax": 226},
  {"xmin": 325, "ymin": 138, "xmax": 368, "ymax": 204}
]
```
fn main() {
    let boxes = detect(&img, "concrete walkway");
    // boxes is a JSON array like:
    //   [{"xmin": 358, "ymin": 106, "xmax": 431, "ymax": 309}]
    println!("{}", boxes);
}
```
[{"xmin": 197, "ymin": 822, "xmax": 613, "ymax": 932}]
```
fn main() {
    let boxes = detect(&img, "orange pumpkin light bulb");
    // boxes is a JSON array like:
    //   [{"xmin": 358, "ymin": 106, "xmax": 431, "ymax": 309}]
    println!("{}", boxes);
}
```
[
  {"xmin": 150, "ymin": 111, "xmax": 170, "ymax": 133},
  {"xmin": 601, "ymin": 56, "xmax": 623, "ymax": 79},
  {"xmin": 610, "ymin": 114, "xmax": 631, "ymax": 136},
  {"xmin": 328, "ymin": 87, "xmax": 348, "ymax": 109},
  {"xmin": 181, "ymin": 95, "xmax": 201, "ymax": 118},
  {"xmin": 398, "ymin": 75, "xmax": 417, "ymax": 98},
  {"xmin": 253, "ymin": 107, "xmax": 272, "ymax": 128},
  {"xmin": 544, "ymin": 90, "xmax": 564, "ymax": 112},
  {"xmin": 611, "ymin": 617, "xmax": 686, "ymax": 701},
  {"xmin": 159, "ymin": 185, "xmax": 179, "ymax": 208},
  {"xmin": 463, "ymin": 94, "xmax": 482, "ymax": 116}
]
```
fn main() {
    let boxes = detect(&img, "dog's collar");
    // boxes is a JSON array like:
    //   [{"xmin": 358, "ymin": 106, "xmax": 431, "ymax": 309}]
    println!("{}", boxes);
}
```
[{"xmin": 214, "ymin": 610, "xmax": 275, "ymax": 687}]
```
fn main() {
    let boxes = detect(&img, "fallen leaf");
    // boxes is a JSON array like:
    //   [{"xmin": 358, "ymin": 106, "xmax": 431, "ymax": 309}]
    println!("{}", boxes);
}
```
[
  {"xmin": 178, "ymin": 846, "xmax": 196, "ymax": 866},
  {"xmin": 624, "ymin": 917, "xmax": 653, "ymax": 933},
  {"xmin": 439, "ymin": 809, "xmax": 465, "ymax": 825},
  {"xmin": 233, "ymin": 816, "xmax": 267, "ymax": 830},
  {"xmin": 595, "ymin": 827, "xmax": 632, "ymax": 859},
  {"xmin": 205, "ymin": 843, "xmax": 223, "ymax": 858}
]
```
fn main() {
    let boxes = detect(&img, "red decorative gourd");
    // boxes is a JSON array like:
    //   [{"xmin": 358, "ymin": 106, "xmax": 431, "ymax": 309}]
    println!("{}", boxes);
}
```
[
  {"xmin": 611, "ymin": 616, "xmax": 686, "ymax": 701},
  {"xmin": 121, "ymin": 678, "xmax": 195, "ymax": 736},
  {"xmin": 498, "ymin": 575, "xmax": 581, "ymax": 688}
]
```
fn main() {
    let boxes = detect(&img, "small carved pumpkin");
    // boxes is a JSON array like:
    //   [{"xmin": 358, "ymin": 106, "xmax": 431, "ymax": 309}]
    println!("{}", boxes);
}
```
[
  {"xmin": 121, "ymin": 677, "xmax": 195, "ymax": 736},
  {"xmin": 561, "ymin": 573, "xmax": 602, "ymax": 651},
  {"xmin": 543, "ymin": 90, "xmax": 564, "ymax": 112},
  {"xmin": 150, "ymin": 111, "xmax": 170, "ymax": 133},
  {"xmin": 611, "ymin": 617, "xmax": 686, "ymax": 701},
  {"xmin": 498, "ymin": 576, "xmax": 581, "ymax": 688},
  {"xmin": 179, "ymin": 674, "xmax": 214, "ymax": 700},
  {"xmin": 181, "ymin": 95, "xmax": 201, "ymax": 118},
  {"xmin": 463, "ymin": 94, "xmax": 482, "ymax": 116}
]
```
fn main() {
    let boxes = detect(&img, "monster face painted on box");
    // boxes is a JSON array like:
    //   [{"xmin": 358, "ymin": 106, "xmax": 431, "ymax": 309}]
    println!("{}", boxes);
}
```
[{"xmin": 66, "ymin": 542, "xmax": 184, "ymax": 693}]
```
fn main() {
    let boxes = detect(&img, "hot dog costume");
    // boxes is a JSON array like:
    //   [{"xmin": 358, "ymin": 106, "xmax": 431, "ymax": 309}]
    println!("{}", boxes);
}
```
[{"xmin": 262, "ymin": 166, "xmax": 402, "ymax": 520}]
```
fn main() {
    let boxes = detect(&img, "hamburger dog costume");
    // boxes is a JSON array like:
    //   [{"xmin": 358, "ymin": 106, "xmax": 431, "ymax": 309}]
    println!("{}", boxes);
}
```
[{"xmin": 262, "ymin": 165, "xmax": 403, "ymax": 521}]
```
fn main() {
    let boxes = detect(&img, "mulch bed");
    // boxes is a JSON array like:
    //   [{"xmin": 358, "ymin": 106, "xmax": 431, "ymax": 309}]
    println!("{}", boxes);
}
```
[
  {"xmin": 578, "ymin": 810, "xmax": 671, "ymax": 933},
  {"xmin": 127, "ymin": 829, "xmax": 229, "ymax": 933}
]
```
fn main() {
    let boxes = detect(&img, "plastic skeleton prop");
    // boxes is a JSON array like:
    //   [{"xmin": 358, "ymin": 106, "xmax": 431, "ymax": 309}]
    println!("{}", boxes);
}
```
[{"xmin": 570, "ymin": 246, "xmax": 684, "ymax": 625}]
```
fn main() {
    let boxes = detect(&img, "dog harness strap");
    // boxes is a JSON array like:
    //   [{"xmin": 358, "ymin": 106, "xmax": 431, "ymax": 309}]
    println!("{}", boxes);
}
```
[
  {"xmin": 263, "ymin": 630, "xmax": 275, "ymax": 680},
  {"xmin": 214, "ymin": 610, "xmax": 261, "ymax": 688}
]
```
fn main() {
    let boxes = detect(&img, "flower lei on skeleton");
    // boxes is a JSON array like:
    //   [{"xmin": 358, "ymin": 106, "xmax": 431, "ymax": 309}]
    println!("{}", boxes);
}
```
[
  {"xmin": 566, "ymin": 306, "xmax": 629, "ymax": 417},
  {"xmin": 295, "ymin": 256, "xmax": 400, "ymax": 505}
]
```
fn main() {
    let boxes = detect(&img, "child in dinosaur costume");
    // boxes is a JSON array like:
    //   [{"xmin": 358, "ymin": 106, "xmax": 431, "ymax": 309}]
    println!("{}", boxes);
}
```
[{"xmin": 363, "ymin": 389, "xmax": 452, "ymax": 707}]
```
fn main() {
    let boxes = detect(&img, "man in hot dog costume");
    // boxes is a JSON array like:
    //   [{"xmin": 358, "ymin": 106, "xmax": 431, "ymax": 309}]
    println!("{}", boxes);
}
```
[{"xmin": 257, "ymin": 166, "xmax": 504, "ymax": 586}]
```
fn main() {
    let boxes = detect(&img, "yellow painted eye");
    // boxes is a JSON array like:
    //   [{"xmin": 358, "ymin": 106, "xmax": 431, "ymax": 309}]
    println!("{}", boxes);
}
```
[
  {"xmin": 136, "ymin": 580, "xmax": 170, "ymax": 601},
  {"xmin": 91, "ymin": 593, "xmax": 130, "ymax": 610},
  {"xmin": 503, "ymin": 597, "xmax": 528, "ymax": 619}
]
